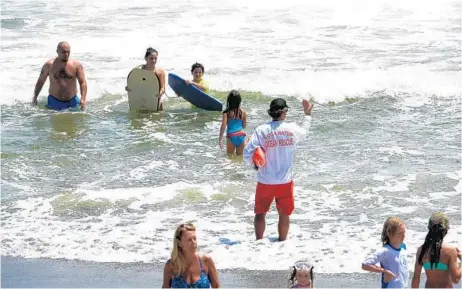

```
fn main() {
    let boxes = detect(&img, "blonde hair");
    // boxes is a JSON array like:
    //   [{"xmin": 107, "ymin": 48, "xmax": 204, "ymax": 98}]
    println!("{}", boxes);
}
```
[
  {"xmin": 381, "ymin": 216, "xmax": 405, "ymax": 245},
  {"xmin": 170, "ymin": 223, "xmax": 196, "ymax": 276}
]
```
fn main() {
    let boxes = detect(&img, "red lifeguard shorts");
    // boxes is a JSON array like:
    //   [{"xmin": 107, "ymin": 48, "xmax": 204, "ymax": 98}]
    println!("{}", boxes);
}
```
[{"xmin": 254, "ymin": 181, "xmax": 294, "ymax": 215}]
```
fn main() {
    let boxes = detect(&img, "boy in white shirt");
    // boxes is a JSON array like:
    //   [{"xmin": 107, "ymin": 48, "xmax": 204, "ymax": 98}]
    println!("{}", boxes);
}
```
[{"xmin": 243, "ymin": 98, "xmax": 314, "ymax": 241}]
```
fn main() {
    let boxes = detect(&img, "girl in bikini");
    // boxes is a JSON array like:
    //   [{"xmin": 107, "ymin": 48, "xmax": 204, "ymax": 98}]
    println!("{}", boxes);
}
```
[
  {"xmin": 218, "ymin": 90, "xmax": 247, "ymax": 155},
  {"xmin": 411, "ymin": 212, "xmax": 462, "ymax": 288}
]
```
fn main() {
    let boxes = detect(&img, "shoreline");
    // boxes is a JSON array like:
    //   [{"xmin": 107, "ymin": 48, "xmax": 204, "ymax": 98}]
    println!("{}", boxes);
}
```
[{"xmin": 1, "ymin": 256, "xmax": 446, "ymax": 288}]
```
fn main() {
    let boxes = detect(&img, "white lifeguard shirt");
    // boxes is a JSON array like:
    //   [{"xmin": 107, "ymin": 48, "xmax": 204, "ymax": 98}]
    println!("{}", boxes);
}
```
[{"xmin": 243, "ymin": 116, "xmax": 312, "ymax": 185}]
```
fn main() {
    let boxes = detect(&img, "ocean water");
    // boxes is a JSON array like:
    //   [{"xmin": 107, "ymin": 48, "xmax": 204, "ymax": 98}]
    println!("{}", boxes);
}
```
[{"xmin": 1, "ymin": 0, "xmax": 461, "ymax": 273}]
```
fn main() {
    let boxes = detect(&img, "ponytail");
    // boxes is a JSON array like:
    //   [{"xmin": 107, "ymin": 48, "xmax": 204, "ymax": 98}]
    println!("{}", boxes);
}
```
[{"xmin": 418, "ymin": 223, "xmax": 447, "ymax": 268}]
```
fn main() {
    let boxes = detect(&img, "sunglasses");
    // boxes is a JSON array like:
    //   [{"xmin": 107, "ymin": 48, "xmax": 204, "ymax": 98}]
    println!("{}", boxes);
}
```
[
  {"xmin": 175, "ymin": 223, "xmax": 195, "ymax": 239},
  {"xmin": 294, "ymin": 261, "xmax": 313, "ymax": 271}
]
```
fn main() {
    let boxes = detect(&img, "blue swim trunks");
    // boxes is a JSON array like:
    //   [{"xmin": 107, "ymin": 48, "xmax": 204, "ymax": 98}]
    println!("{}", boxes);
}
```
[{"xmin": 46, "ymin": 95, "xmax": 80, "ymax": 110}]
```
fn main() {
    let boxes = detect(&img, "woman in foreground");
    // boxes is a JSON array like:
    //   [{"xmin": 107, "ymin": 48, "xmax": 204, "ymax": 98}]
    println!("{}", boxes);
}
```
[{"xmin": 162, "ymin": 223, "xmax": 220, "ymax": 288}]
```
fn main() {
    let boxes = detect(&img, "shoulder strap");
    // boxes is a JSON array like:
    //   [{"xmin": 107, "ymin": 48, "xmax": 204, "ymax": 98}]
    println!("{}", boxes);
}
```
[
  {"xmin": 198, "ymin": 255, "xmax": 204, "ymax": 271},
  {"xmin": 237, "ymin": 108, "xmax": 243, "ymax": 119}
]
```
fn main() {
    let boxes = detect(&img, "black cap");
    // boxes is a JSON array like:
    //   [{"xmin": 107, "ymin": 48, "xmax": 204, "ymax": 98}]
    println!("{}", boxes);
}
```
[{"xmin": 269, "ymin": 98, "xmax": 289, "ymax": 111}]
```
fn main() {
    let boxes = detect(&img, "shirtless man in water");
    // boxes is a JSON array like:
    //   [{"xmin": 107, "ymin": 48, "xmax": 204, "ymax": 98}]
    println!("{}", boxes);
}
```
[{"xmin": 32, "ymin": 41, "xmax": 87, "ymax": 110}]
